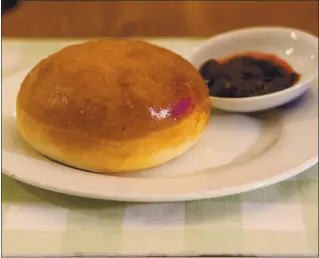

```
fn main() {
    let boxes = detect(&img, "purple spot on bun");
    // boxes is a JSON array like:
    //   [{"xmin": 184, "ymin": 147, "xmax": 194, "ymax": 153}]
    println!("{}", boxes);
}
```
[{"xmin": 172, "ymin": 96, "xmax": 193, "ymax": 119}]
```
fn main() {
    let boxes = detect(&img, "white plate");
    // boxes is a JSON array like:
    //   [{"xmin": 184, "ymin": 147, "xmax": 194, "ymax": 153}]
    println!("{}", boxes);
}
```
[{"xmin": 2, "ymin": 65, "xmax": 318, "ymax": 202}]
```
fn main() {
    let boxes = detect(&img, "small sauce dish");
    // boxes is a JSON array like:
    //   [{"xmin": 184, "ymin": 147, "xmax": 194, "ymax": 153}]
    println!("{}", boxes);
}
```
[{"xmin": 187, "ymin": 27, "xmax": 318, "ymax": 112}]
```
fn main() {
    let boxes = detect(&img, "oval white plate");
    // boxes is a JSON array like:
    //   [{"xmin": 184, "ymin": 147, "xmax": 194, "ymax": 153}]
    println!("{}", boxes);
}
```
[{"xmin": 2, "ymin": 67, "xmax": 318, "ymax": 202}]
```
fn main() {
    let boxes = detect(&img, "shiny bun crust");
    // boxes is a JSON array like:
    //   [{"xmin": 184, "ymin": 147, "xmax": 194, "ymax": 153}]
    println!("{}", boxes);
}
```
[{"xmin": 16, "ymin": 39, "xmax": 210, "ymax": 173}]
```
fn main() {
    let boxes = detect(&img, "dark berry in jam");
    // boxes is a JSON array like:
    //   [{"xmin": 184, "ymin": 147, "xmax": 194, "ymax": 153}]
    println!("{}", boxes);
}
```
[{"xmin": 199, "ymin": 52, "xmax": 301, "ymax": 98}]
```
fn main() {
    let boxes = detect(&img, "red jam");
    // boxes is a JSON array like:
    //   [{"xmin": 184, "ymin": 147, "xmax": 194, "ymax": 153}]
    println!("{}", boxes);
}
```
[{"xmin": 199, "ymin": 52, "xmax": 301, "ymax": 98}]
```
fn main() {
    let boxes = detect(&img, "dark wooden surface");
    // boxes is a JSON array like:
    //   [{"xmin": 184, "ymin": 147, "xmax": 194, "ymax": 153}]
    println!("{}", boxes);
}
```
[{"xmin": 2, "ymin": 1, "xmax": 318, "ymax": 38}]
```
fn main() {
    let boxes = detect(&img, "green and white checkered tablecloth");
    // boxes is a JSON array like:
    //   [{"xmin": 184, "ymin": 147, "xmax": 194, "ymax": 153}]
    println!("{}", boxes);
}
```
[{"xmin": 2, "ymin": 39, "xmax": 318, "ymax": 257}]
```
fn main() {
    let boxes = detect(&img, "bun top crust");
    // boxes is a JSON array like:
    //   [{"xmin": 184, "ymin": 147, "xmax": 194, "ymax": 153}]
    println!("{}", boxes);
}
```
[{"xmin": 17, "ymin": 39, "xmax": 209, "ymax": 140}]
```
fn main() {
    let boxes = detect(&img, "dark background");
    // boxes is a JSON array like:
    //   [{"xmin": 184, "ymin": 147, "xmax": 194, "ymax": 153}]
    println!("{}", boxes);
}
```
[{"xmin": 2, "ymin": 1, "xmax": 318, "ymax": 38}]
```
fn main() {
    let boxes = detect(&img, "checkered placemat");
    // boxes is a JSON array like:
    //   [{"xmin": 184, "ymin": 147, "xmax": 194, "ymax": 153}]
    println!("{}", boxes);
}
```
[
  {"xmin": 2, "ymin": 39, "xmax": 318, "ymax": 257},
  {"xmin": 2, "ymin": 166, "xmax": 318, "ymax": 256}
]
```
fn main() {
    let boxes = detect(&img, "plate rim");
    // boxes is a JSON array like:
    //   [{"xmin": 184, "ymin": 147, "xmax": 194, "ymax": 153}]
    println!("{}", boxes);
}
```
[{"xmin": 2, "ymin": 154, "xmax": 318, "ymax": 202}]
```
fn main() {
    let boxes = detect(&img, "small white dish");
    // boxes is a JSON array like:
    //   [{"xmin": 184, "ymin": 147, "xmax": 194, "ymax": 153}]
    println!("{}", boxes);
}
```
[
  {"xmin": 187, "ymin": 27, "xmax": 318, "ymax": 113},
  {"xmin": 2, "ymin": 66, "xmax": 318, "ymax": 202}
]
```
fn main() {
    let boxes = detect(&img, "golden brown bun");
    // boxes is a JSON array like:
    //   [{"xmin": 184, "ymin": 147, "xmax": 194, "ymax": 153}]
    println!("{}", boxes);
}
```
[{"xmin": 16, "ymin": 39, "xmax": 210, "ymax": 173}]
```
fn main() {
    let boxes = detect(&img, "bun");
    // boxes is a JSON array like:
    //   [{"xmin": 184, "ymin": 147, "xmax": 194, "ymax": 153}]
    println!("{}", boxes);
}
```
[{"xmin": 16, "ymin": 39, "xmax": 210, "ymax": 173}]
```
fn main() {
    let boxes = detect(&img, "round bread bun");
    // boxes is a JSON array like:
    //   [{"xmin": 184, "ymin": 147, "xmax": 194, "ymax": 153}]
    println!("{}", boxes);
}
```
[{"xmin": 16, "ymin": 39, "xmax": 210, "ymax": 173}]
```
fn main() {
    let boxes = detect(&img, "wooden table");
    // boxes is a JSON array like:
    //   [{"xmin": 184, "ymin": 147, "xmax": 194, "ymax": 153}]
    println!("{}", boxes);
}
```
[{"xmin": 2, "ymin": 1, "xmax": 318, "ymax": 38}]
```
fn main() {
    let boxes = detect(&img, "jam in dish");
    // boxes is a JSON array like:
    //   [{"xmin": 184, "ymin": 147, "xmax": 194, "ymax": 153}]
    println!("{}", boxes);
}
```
[{"xmin": 199, "ymin": 52, "xmax": 301, "ymax": 98}]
